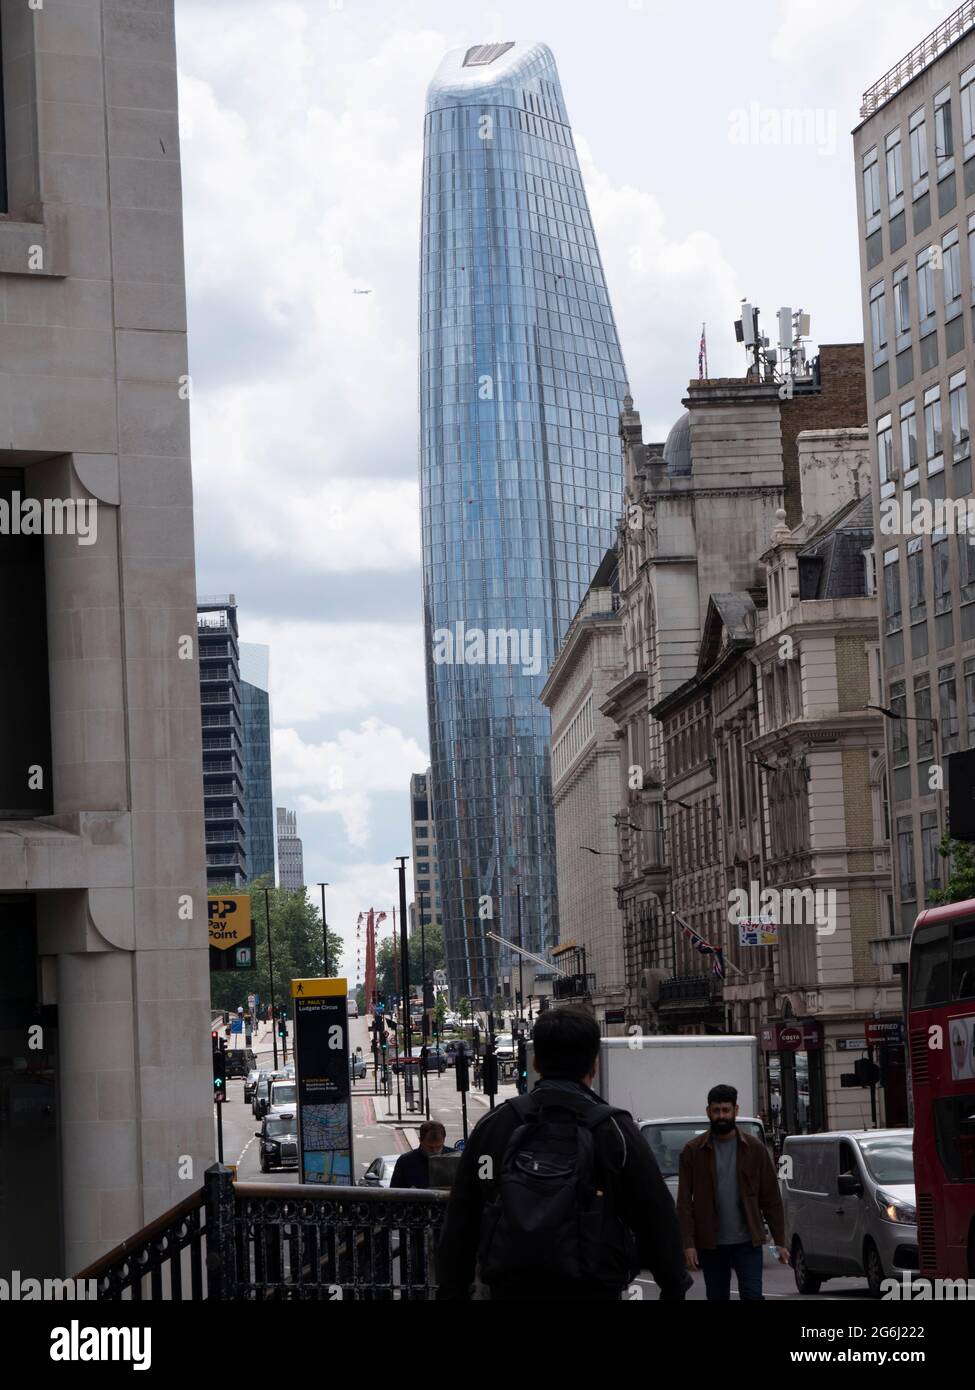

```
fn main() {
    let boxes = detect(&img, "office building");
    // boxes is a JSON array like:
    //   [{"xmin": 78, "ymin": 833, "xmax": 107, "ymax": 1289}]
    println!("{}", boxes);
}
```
[
  {"xmin": 240, "ymin": 642, "xmax": 275, "ymax": 884},
  {"xmin": 198, "ymin": 596, "xmax": 246, "ymax": 888},
  {"xmin": 277, "ymin": 806, "xmax": 304, "ymax": 891},
  {"xmin": 420, "ymin": 41, "xmax": 628, "ymax": 1002},
  {"xmin": 410, "ymin": 770, "xmax": 441, "ymax": 933},
  {"xmin": 0, "ymin": 0, "xmax": 211, "ymax": 1275}
]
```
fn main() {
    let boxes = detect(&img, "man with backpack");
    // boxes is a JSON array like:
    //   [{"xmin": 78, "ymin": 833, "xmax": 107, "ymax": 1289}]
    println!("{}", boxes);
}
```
[{"xmin": 435, "ymin": 1006, "xmax": 690, "ymax": 1301}]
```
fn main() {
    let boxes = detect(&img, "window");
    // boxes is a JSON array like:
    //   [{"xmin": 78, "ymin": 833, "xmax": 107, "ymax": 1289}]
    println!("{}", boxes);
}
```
[
  {"xmin": 939, "ymin": 664, "xmax": 959, "ymax": 754},
  {"xmin": 893, "ymin": 264, "xmax": 911, "ymax": 341},
  {"xmin": 922, "ymin": 811, "xmax": 941, "ymax": 899},
  {"xmin": 967, "ymin": 658, "xmax": 975, "ymax": 742},
  {"xmin": 964, "ymin": 64, "xmax": 975, "ymax": 153},
  {"xmin": 900, "ymin": 400, "xmax": 917, "ymax": 476},
  {"xmin": 869, "ymin": 282, "xmax": 888, "ymax": 364},
  {"xmin": 961, "ymin": 530, "xmax": 975, "ymax": 599},
  {"xmin": 908, "ymin": 538, "xmax": 926, "ymax": 625},
  {"xmin": 943, "ymin": 229, "xmax": 962, "ymax": 318},
  {"xmin": 933, "ymin": 534, "xmax": 952, "ymax": 615},
  {"xmin": 914, "ymin": 672, "xmax": 934, "ymax": 760},
  {"xmin": 897, "ymin": 816, "xmax": 916, "ymax": 901},
  {"xmin": 883, "ymin": 549, "xmax": 903, "ymax": 634},
  {"xmin": 934, "ymin": 88, "xmax": 954, "ymax": 172},
  {"xmin": 863, "ymin": 147, "xmax": 881, "ymax": 231},
  {"xmin": 891, "ymin": 680, "xmax": 910, "ymax": 767},
  {"xmin": 886, "ymin": 129, "xmax": 904, "ymax": 209},
  {"xmin": 877, "ymin": 413, "xmax": 894, "ymax": 486},
  {"xmin": 910, "ymin": 107, "xmax": 929, "ymax": 193},
  {"xmin": 917, "ymin": 248, "xmax": 937, "ymax": 331},
  {"xmin": 924, "ymin": 385, "xmax": 944, "ymax": 473},
  {"xmin": 949, "ymin": 371, "xmax": 969, "ymax": 459}
]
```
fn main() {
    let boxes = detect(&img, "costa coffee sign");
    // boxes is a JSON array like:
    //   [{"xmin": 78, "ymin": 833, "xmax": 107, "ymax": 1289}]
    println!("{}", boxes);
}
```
[{"xmin": 760, "ymin": 1021, "xmax": 823, "ymax": 1052}]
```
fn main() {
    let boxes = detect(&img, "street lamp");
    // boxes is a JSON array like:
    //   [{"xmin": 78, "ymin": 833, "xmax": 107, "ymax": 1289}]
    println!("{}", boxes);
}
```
[
  {"xmin": 316, "ymin": 881, "xmax": 329, "ymax": 976},
  {"xmin": 868, "ymin": 702, "xmax": 945, "ymax": 872}
]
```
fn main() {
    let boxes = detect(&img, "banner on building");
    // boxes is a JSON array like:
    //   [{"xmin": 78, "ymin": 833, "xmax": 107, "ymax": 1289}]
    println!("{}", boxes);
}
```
[
  {"xmin": 208, "ymin": 895, "xmax": 254, "ymax": 972},
  {"xmin": 738, "ymin": 918, "xmax": 779, "ymax": 947},
  {"xmin": 290, "ymin": 977, "xmax": 354, "ymax": 1184}
]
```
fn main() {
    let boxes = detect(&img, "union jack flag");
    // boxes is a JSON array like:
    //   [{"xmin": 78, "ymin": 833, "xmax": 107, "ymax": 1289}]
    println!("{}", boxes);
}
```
[
  {"xmin": 698, "ymin": 323, "xmax": 708, "ymax": 380},
  {"xmin": 677, "ymin": 915, "xmax": 725, "ymax": 979}
]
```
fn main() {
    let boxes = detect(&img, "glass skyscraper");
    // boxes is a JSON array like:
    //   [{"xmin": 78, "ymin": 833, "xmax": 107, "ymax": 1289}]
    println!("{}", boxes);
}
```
[
  {"xmin": 240, "ymin": 642, "xmax": 276, "ymax": 885},
  {"xmin": 420, "ymin": 41, "xmax": 627, "ymax": 1003}
]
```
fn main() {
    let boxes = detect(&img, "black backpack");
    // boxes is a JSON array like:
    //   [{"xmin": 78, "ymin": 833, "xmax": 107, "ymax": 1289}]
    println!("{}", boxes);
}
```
[{"xmin": 477, "ymin": 1091, "xmax": 639, "ymax": 1293}]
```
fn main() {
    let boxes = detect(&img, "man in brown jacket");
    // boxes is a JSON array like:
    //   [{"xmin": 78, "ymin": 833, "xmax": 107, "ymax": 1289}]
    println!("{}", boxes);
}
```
[{"xmin": 677, "ymin": 1083, "xmax": 789, "ymax": 1301}]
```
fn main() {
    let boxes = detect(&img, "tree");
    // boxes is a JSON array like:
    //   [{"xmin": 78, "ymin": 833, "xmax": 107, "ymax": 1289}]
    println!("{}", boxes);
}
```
[
  {"xmin": 931, "ymin": 835, "xmax": 975, "ymax": 905},
  {"xmin": 374, "ymin": 921, "xmax": 446, "ymax": 1003},
  {"xmin": 209, "ymin": 876, "xmax": 344, "ymax": 1014}
]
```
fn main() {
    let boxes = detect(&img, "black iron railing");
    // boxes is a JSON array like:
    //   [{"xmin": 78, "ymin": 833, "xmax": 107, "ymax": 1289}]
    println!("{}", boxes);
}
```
[{"xmin": 77, "ymin": 1167, "xmax": 449, "ymax": 1300}]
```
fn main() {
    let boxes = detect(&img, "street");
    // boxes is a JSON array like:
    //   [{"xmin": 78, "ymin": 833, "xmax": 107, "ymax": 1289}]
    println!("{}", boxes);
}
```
[{"xmin": 217, "ymin": 1019, "xmax": 885, "ymax": 1301}]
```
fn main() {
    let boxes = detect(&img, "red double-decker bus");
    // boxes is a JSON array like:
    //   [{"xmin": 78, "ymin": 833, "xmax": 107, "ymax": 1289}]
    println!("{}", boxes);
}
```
[{"xmin": 908, "ymin": 899, "xmax": 975, "ymax": 1278}]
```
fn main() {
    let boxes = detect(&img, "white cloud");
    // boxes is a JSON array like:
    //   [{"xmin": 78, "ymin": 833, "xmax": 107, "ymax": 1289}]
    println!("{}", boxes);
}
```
[
  {"xmin": 242, "ymin": 618, "xmax": 425, "ymax": 723},
  {"xmin": 273, "ymin": 720, "xmax": 428, "ymax": 846}
]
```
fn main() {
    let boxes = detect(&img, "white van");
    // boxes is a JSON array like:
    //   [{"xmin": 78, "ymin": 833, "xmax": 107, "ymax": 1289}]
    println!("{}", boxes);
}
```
[
  {"xmin": 782, "ymin": 1130, "xmax": 918, "ymax": 1297},
  {"xmin": 347, "ymin": 996, "xmax": 359, "ymax": 1018}
]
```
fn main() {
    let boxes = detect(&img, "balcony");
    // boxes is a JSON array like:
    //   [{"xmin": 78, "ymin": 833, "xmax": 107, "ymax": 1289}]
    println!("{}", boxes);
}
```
[
  {"xmin": 860, "ymin": 1, "xmax": 975, "ymax": 118},
  {"xmin": 658, "ymin": 974, "xmax": 719, "ymax": 1004},
  {"xmin": 202, "ymin": 712, "xmax": 241, "ymax": 730},
  {"xmin": 76, "ymin": 1166, "xmax": 447, "ymax": 1300}
]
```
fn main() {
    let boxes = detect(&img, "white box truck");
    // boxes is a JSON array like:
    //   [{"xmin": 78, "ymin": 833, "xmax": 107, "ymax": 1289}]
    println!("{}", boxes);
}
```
[{"xmin": 526, "ymin": 1034, "xmax": 762, "ymax": 1200}]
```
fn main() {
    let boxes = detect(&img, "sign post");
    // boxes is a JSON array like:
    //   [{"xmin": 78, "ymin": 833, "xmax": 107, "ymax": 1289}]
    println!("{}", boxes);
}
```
[{"xmin": 290, "ymin": 977, "xmax": 354, "ymax": 1185}]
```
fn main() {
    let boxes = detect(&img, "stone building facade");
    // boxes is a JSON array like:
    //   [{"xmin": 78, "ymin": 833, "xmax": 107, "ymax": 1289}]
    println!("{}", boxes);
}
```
[
  {"xmin": 0, "ymin": 0, "xmax": 211, "ymax": 1276},
  {"xmin": 541, "ymin": 553, "xmax": 627, "ymax": 1027}
]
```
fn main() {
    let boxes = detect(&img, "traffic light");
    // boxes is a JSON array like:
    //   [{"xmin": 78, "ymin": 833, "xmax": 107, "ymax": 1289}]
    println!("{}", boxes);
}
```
[
  {"xmin": 454, "ymin": 1050, "xmax": 470, "ymax": 1093},
  {"xmin": 278, "ymin": 1016, "xmax": 288, "ymax": 1039},
  {"xmin": 516, "ymin": 1036, "xmax": 528, "ymax": 1095},
  {"xmin": 212, "ymin": 1037, "xmax": 227, "ymax": 1104},
  {"xmin": 482, "ymin": 1051, "xmax": 498, "ymax": 1098}
]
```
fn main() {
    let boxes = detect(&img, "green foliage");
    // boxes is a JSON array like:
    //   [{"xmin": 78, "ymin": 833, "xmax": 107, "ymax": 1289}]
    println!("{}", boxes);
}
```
[
  {"xmin": 930, "ymin": 836, "xmax": 975, "ymax": 905},
  {"xmin": 374, "ymin": 921, "xmax": 446, "ymax": 1001},
  {"xmin": 209, "ymin": 876, "xmax": 344, "ymax": 1014}
]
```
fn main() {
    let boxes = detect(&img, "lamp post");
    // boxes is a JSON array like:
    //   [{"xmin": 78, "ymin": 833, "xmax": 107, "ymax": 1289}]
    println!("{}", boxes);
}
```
[
  {"xmin": 264, "ymin": 886, "xmax": 278, "ymax": 1070},
  {"xmin": 868, "ymin": 703, "xmax": 945, "ymax": 878},
  {"xmin": 515, "ymin": 879, "xmax": 524, "ymax": 1028},
  {"xmin": 395, "ymin": 855, "xmax": 413, "ymax": 1112},
  {"xmin": 419, "ymin": 889, "xmax": 430, "ymax": 1121},
  {"xmin": 317, "ymin": 881, "xmax": 329, "ymax": 976}
]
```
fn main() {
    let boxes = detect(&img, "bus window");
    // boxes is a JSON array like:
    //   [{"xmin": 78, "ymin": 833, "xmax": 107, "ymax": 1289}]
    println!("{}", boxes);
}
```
[
  {"xmin": 951, "ymin": 920, "xmax": 975, "ymax": 1001},
  {"xmin": 933, "ymin": 1095, "xmax": 975, "ymax": 1182},
  {"xmin": 910, "ymin": 923, "xmax": 951, "ymax": 1007}
]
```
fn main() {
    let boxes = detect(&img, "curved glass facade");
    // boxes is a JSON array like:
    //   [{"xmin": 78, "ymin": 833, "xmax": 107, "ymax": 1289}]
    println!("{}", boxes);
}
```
[{"xmin": 420, "ymin": 41, "xmax": 627, "ymax": 1003}]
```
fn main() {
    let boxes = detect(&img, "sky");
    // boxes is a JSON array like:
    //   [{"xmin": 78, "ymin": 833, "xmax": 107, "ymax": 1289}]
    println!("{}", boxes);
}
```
[{"xmin": 174, "ymin": 0, "xmax": 953, "ymax": 981}]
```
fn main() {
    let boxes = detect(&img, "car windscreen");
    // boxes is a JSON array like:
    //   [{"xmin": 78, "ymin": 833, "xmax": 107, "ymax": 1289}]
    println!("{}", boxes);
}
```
[
  {"xmin": 270, "ymin": 1084, "xmax": 296, "ymax": 1106},
  {"xmin": 641, "ymin": 1121, "xmax": 765, "ymax": 1178},
  {"xmin": 857, "ymin": 1135, "xmax": 915, "ymax": 1185},
  {"xmin": 265, "ymin": 1118, "xmax": 295, "ymax": 1138}
]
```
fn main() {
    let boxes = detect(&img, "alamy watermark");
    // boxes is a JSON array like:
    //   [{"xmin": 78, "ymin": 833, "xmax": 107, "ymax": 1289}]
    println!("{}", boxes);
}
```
[
  {"xmin": 0, "ymin": 493, "xmax": 97, "ymax": 545},
  {"xmin": 432, "ymin": 623, "xmax": 542, "ymax": 677},
  {"xmin": 728, "ymin": 102, "xmax": 837, "ymax": 157},
  {"xmin": 1, "ymin": 1271, "xmax": 97, "ymax": 1300},
  {"xmin": 879, "ymin": 494, "xmax": 975, "ymax": 541},
  {"xmin": 728, "ymin": 883, "xmax": 837, "ymax": 936}
]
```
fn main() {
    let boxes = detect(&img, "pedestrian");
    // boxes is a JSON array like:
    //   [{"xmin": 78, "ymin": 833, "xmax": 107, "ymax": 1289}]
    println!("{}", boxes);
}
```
[
  {"xmin": 390, "ymin": 1121, "xmax": 447, "ymax": 1189},
  {"xmin": 676, "ymin": 1083, "xmax": 789, "ymax": 1302},
  {"xmin": 436, "ymin": 1005, "xmax": 690, "ymax": 1301}
]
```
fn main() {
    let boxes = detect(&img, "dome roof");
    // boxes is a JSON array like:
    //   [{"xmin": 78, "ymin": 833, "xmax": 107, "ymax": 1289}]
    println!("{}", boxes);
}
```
[{"xmin": 663, "ymin": 410, "xmax": 691, "ymax": 476}]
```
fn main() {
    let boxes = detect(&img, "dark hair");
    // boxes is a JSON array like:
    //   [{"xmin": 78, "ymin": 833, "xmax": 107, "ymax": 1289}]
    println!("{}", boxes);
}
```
[
  {"xmin": 419, "ymin": 1121, "xmax": 445, "ymax": 1142},
  {"xmin": 532, "ymin": 1006, "xmax": 600, "ymax": 1080},
  {"xmin": 707, "ymin": 1084, "xmax": 738, "ymax": 1107}
]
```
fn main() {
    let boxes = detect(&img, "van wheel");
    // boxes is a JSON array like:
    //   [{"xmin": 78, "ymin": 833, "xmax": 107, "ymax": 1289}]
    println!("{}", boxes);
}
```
[
  {"xmin": 792, "ymin": 1238, "xmax": 822, "ymax": 1295},
  {"xmin": 864, "ymin": 1240, "xmax": 885, "ymax": 1299}
]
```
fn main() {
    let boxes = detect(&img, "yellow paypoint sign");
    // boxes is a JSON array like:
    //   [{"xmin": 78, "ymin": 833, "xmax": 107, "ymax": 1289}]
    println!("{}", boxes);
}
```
[{"xmin": 208, "ymin": 896, "xmax": 254, "ymax": 971}]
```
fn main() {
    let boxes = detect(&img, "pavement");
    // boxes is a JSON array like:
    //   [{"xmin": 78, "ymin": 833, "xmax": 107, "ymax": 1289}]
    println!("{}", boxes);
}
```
[{"xmin": 214, "ymin": 1016, "xmax": 879, "ymax": 1300}]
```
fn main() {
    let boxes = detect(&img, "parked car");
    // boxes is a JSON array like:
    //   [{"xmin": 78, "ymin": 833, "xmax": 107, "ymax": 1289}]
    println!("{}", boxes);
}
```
[
  {"xmin": 360, "ymin": 1155, "xmax": 399, "ymax": 1188},
  {"xmin": 392, "ymin": 1046, "xmax": 447, "ymax": 1076},
  {"xmin": 781, "ymin": 1129, "xmax": 918, "ymax": 1298},
  {"xmin": 256, "ymin": 1112, "xmax": 299, "ymax": 1173},
  {"xmin": 639, "ymin": 1116, "xmax": 768, "ymax": 1205},
  {"xmin": 350, "ymin": 1054, "xmax": 367, "ymax": 1080},
  {"xmin": 244, "ymin": 1068, "xmax": 262, "ymax": 1105},
  {"xmin": 493, "ymin": 1033, "xmax": 514, "ymax": 1061},
  {"xmin": 225, "ymin": 1047, "xmax": 257, "ymax": 1080}
]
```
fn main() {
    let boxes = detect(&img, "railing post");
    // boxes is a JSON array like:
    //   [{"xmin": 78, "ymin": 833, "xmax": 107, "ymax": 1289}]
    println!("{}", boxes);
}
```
[{"xmin": 204, "ymin": 1162, "xmax": 237, "ymax": 1300}]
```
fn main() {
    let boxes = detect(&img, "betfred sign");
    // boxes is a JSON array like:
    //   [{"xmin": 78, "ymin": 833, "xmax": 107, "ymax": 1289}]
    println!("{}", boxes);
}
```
[{"xmin": 865, "ymin": 1018, "xmax": 904, "ymax": 1045}]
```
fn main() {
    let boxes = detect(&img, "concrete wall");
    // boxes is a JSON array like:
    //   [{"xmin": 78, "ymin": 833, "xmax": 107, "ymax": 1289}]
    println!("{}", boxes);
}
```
[{"xmin": 0, "ymin": 0, "xmax": 210, "ymax": 1272}]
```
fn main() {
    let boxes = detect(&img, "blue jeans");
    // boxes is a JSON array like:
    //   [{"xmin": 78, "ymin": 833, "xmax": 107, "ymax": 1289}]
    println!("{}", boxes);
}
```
[{"xmin": 699, "ymin": 1242, "xmax": 764, "ymax": 1301}]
